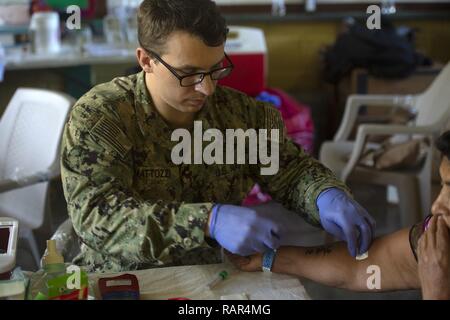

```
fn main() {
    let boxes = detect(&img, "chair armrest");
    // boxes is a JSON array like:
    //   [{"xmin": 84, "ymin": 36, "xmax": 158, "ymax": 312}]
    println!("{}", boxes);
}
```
[
  {"xmin": 340, "ymin": 123, "xmax": 436, "ymax": 182},
  {"xmin": 358, "ymin": 124, "xmax": 436, "ymax": 137},
  {"xmin": 334, "ymin": 94, "xmax": 417, "ymax": 142},
  {"xmin": 0, "ymin": 163, "xmax": 59, "ymax": 193}
]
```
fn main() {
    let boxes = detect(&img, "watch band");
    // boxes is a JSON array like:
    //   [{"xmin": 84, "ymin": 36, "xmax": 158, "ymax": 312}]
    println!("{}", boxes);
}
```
[{"xmin": 262, "ymin": 249, "xmax": 277, "ymax": 273}]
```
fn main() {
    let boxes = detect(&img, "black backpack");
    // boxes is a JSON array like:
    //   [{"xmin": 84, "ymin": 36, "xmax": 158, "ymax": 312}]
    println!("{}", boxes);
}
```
[{"xmin": 323, "ymin": 17, "xmax": 431, "ymax": 84}]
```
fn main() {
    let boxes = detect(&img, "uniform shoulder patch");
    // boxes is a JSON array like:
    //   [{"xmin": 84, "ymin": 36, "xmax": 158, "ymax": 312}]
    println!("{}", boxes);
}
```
[{"xmin": 90, "ymin": 115, "xmax": 132, "ymax": 159}]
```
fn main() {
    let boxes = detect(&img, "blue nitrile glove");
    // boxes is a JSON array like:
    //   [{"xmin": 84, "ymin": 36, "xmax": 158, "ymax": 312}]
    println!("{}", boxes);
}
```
[
  {"xmin": 317, "ymin": 188, "xmax": 376, "ymax": 257},
  {"xmin": 209, "ymin": 204, "xmax": 287, "ymax": 256}
]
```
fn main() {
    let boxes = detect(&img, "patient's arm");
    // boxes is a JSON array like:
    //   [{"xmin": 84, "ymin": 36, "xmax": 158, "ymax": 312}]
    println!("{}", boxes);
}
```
[{"xmin": 228, "ymin": 228, "xmax": 420, "ymax": 292}]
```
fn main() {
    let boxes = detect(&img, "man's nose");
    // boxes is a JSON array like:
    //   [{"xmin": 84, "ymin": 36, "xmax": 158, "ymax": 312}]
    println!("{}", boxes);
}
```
[
  {"xmin": 431, "ymin": 196, "xmax": 450, "ymax": 217},
  {"xmin": 195, "ymin": 76, "xmax": 215, "ymax": 96}
]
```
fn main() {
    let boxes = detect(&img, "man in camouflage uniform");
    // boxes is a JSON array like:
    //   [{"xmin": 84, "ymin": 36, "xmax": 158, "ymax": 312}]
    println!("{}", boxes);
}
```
[{"xmin": 61, "ymin": 0, "xmax": 375, "ymax": 273}]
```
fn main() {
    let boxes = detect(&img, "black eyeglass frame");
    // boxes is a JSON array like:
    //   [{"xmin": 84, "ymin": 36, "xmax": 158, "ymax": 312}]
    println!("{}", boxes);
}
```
[{"xmin": 144, "ymin": 48, "xmax": 234, "ymax": 87}]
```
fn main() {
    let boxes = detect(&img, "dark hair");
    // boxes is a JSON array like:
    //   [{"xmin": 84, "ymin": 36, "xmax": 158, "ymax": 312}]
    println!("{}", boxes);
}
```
[
  {"xmin": 436, "ymin": 130, "xmax": 450, "ymax": 160},
  {"xmin": 138, "ymin": 0, "xmax": 228, "ymax": 55}
]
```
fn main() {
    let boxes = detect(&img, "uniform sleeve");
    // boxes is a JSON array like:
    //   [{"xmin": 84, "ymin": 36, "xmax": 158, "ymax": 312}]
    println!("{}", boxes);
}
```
[
  {"xmin": 60, "ymin": 94, "xmax": 213, "ymax": 268},
  {"xmin": 250, "ymin": 101, "xmax": 350, "ymax": 226}
]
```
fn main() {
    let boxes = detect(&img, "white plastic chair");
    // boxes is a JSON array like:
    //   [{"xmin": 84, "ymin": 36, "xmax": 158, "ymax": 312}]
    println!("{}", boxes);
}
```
[
  {"xmin": 0, "ymin": 88, "xmax": 74, "ymax": 267},
  {"xmin": 320, "ymin": 62, "xmax": 450, "ymax": 227}
]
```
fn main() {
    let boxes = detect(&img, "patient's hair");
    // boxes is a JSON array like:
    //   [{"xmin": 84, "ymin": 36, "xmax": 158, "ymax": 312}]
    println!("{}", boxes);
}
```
[
  {"xmin": 138, "ymin": 0, "xmax": 228, "ymax": 55},
  {"xmin": 436, "ymin": 130, "xmax": 450, "ymax": 160}
]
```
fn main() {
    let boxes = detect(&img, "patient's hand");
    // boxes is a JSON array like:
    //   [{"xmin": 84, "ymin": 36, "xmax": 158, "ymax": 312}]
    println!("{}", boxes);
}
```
[
  {"xmin": 417, "ymin": 215, "xmax": 450, "ymax": 300},
  {"xmin": 226, "ymin": 251, "xmax": 263, "ymax": 272}
]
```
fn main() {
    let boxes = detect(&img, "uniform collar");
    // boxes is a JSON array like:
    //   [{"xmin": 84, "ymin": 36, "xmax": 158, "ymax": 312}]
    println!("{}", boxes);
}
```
[{"xmin": 134, "ymin": 71, "xmax": 172, "ymax": 148}]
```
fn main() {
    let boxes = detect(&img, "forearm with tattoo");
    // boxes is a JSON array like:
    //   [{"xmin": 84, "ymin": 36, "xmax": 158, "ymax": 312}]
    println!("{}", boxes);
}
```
[{"xmin": 304, "ymin": 245, "xmax": 333, "ymax": 256}]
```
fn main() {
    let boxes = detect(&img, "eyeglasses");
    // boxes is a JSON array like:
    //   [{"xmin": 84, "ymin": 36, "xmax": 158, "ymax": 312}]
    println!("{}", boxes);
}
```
[{"xmin": 146, "ymin": 49, "xmax": 234, "ymax": 87}]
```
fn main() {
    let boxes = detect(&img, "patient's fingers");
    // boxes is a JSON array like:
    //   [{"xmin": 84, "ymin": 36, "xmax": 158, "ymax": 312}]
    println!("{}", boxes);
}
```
[
  {"xmin": 427, "ymin": 215, "xmax": 437, "ymax": 233},
  {"xmin": 431, "ymin": 216, "xmax": 439, "ymax": 248},
  {"xmin": 441, "ymin": 215, "xmax": 450, "ymax": 229},
  {"xmin": 436, "ymin": 216, "xmax": 450, "ymax": 247}
]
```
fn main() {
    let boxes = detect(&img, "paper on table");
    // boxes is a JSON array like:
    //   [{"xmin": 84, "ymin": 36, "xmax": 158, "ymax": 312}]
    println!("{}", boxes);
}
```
[
  {"xmin": 88, "ymin": 263, "xmax": 310, "ymax": 300},
  {"xmin": 220, "ymin": 292, "xmax": 248, "ymax": 300}
]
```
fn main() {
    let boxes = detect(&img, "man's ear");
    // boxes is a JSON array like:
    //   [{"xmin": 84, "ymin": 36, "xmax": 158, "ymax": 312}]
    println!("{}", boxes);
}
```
[{"xmin": 136, "ymin": 47, "xmax": 153, "ymax": 73}]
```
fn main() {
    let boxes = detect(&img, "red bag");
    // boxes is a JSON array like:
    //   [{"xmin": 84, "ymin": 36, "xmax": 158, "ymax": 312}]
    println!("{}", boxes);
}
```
[
  {"xmin": 264, "ymin": 88, "xmax": 314, "ymax": 154},
  {"xmin": 242, "ymin": 88, "xmax": 314, "ymax": 206}
]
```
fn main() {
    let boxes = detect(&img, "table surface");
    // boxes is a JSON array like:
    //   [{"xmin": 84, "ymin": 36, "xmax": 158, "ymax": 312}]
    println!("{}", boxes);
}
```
[
  {"xmin": 4, "ymin": 43, "xmax": 137, "ymax": 70},
  {"xmin": 88, "ymin": 262, "xmax": 310, "ymax": 300}
]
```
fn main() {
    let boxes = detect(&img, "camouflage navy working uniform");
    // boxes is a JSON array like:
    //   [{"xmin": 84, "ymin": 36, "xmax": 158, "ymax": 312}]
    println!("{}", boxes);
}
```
[{"xmin": 61, "ymin": 71, "xmax": 349, "ymax": 273}]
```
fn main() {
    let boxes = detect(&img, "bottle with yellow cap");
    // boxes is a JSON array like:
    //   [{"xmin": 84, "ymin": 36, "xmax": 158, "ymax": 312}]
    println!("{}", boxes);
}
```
[
  {"xmin": 32, "ymin": 240, "xmax": 66, "ymax": 300},
  {"xmin": 28, "ymin": 240, "xmax": 89, "ymax": 300},
  {"xmin": 42, "ymin": 239, "xmax": 65, "ymax": 277}
]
